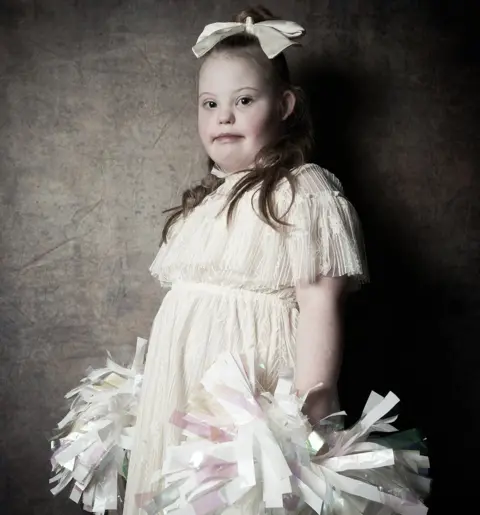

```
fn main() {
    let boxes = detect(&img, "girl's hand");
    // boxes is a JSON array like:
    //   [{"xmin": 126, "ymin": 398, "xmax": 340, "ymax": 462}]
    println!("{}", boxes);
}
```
[{"xmin": 301, "ymin": 387, "xmax": 334, "ymax": 427}]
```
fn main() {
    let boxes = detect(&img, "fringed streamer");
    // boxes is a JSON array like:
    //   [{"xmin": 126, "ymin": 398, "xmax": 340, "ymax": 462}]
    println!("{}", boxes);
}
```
[
  {"xmin": 137, "ymin": 351, "xmax": 429, "ymax": 515},
  {"xmin": 50, "ymin": 337, "xmax": 147, "ymax": 514}
]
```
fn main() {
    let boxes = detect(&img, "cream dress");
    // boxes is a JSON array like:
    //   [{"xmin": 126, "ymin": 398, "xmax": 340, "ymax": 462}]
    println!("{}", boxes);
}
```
[{"xmin": 123, "ymin": 163, "xmax": 369, "ymax": 515}]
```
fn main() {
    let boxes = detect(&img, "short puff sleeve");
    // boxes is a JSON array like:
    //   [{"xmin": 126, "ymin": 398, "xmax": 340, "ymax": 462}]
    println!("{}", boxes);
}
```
[{"xmin": 285, "ymin": 165, "xmax": 370, "ymax": 292}]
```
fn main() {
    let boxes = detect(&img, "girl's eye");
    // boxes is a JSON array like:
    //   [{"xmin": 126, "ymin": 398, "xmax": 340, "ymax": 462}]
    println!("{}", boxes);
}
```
[
  {"xmin": 238, "ymin": 97, "xmax": 253, "ymax": 106},
  {"xmin": 203, "ymin": 100, "xmax": 217, "ymax": 109}
]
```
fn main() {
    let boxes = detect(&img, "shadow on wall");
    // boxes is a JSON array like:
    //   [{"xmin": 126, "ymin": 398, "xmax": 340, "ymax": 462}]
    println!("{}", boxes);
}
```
[
  {"xmin": 296, "ymin": 58, "xmax": 440, "ymax": 430},
  {"xmin": 296, "ymin": 59, "xmax": 476, "ymax": 513},
  {"xmin": 0, "ymin": 0, "xmax": 25, "ymax": 28}
]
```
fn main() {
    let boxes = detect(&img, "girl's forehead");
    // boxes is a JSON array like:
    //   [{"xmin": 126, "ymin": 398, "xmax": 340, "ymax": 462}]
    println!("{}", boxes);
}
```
[{"xmin": 198, "ymin": 53, "xmax": 268, "ymax": 91}]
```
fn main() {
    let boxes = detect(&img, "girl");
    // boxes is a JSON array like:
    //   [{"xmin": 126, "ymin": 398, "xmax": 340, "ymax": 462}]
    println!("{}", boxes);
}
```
[{"xmin": 123, "ymin": 6, "xmax": 368, "ymax": 515}]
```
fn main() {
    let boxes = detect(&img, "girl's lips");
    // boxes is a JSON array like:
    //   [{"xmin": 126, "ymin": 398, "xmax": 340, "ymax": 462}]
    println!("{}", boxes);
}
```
[{"xmin": 214, "ymin": 134, "xmax": 243, "ymax": 142}]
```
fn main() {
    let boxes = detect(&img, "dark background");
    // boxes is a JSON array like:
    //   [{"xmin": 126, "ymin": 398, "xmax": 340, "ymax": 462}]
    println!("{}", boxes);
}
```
[{"xmin": 1, "ymin": 1, "xmax": 479, "ymax": 514}]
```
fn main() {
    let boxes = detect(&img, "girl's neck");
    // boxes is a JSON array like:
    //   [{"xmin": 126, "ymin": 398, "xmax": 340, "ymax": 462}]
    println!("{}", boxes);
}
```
[{"xmin": 212, "ymin": 164, "xmax": 253, "ymax": 178}]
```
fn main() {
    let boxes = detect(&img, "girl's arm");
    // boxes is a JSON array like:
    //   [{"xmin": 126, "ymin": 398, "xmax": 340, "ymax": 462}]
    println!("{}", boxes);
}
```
[{"xmin": 294, "ymin": 275, "xmax": 349, "ymax": 423}]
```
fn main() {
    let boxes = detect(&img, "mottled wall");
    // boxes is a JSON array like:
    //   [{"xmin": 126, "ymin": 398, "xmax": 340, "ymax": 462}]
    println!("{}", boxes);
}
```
[{"xmin": 1, "ymin": 1, "xmax": 478, "ymax": 514}]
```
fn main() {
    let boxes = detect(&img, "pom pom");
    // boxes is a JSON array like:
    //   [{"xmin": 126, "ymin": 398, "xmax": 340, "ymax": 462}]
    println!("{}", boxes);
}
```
[
  {"xmin": 49, "ymin": 337, "xmax": 147, "ymax": 514},
  {"xmin": 137, "ymin": 351, "xmax": 430, "ymax": 515}
]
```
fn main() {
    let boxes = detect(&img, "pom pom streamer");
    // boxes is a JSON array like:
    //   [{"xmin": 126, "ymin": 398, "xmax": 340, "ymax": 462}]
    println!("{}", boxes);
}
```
[
  {"xmin": 138, "ymin": 352, "xmax": 430, "ymax": 515},
  {"xmin": 49, "ymin": 336, "xmax": 148, "ymax": 514}
]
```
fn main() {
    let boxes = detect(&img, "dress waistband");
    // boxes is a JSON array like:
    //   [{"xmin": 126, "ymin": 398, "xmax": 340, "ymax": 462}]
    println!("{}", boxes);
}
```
[{"xmin": 170, "ymin": 281, "xmax": 298, "ymax": 308}]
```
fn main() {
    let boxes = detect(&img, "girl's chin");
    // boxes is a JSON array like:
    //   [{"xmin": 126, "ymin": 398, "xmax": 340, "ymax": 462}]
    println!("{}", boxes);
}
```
[{"xmin": 210, "ymin": 157, "xmax": 255, "ymax": 174}]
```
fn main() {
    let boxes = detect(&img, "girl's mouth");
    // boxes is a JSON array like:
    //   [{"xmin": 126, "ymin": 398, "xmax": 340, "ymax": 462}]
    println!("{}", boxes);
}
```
[{"xmin": 214, "ymin": 134, "xmax": 243, "ymax": 142}]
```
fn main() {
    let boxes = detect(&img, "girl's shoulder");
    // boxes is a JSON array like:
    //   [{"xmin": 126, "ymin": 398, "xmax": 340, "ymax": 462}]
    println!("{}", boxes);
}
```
[{"xmin": 289, "ymin": 163, "xmax": 345, "ymax": 197}]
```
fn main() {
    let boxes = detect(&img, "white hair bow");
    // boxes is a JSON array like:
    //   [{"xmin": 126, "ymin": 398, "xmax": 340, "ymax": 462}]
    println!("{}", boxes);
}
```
[{"xmin": 192, "ymin": 16, "xmax": 305, "ymax": 59}]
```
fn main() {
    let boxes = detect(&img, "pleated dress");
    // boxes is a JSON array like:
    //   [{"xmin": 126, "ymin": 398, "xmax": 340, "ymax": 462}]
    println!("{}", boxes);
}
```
[{"xmin": 123, "ymin": 163, "xmax": 369, "ymax": 515}]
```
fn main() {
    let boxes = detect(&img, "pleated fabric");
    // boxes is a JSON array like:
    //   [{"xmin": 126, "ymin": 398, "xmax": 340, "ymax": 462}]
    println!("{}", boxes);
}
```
[{"xmin": 123, "ymin": 163, "xmax": 369, "ymax": 515}]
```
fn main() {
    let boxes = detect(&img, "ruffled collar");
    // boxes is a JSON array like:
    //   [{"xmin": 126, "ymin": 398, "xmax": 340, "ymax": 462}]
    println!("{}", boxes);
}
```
[{"xmin": 211, "ymin": 166, "xmax": 229, "ymax": 179}]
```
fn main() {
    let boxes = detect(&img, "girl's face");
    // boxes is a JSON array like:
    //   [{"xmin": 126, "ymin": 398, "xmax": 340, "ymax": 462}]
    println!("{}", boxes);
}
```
[{"xmin": 197, "ymin": 53, "xmax": 280, "ymax": 173}]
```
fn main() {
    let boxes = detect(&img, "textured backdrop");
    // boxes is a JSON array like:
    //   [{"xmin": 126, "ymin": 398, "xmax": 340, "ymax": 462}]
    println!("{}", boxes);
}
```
[{"xmin": 1, "ymin": 1, "xmax": 479, "ymax": 514}]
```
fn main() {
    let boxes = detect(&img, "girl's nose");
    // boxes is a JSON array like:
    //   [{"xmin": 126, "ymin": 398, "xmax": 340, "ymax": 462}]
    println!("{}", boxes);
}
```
[{"xmin": 218, "ymin": 108, "xmax": 234, "ymax": 124}]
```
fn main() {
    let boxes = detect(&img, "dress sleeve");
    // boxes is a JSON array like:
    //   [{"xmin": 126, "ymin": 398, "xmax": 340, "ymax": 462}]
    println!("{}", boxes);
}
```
[{"xmin": 285, "ymin": 166, "xmax": 370, "ymax": 292}]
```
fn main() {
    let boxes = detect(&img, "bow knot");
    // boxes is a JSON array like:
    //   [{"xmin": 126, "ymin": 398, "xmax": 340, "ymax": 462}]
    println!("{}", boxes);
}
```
[
  {"xmin": 192, "ymin": 17, "xmax": 306, "ymax": 59},
  {"xmin": 245, "ymin": 16, "xmax": 255, "ymax": 35}
]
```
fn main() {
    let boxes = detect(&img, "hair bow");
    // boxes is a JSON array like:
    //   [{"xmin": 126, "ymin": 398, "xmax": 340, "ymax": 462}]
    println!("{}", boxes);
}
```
[{"xmin": 192, "ymin": 16, "xmax": 305, "ymax": 59}]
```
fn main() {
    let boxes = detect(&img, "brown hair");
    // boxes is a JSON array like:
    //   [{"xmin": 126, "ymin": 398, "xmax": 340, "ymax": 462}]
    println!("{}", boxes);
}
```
[{"xmin": 160, "ymin": 6, "xmax": 313, "ymax": 245}]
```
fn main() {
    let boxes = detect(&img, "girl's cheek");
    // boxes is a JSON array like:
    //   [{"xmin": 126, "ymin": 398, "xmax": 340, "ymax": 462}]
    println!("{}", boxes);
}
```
[
  {"xmin": 253, "ymin": 119, "xmax": 275, "ymax": 140},
  {"xmin": 250, "ymin": 114, "xmax": 269, "ymax": 134}
]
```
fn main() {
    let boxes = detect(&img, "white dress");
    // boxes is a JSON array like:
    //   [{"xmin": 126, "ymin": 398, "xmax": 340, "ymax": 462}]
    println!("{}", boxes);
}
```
[{"xmin": 123, "ymin": 163, "xmax": 369, "ymax": 515}]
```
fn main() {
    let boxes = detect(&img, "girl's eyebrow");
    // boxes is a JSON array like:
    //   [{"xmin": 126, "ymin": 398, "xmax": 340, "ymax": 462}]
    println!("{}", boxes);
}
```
[
  {"xmin": 234, "ymin": 87, "xmax": 260, "ymax": 92},
  {"xmin": 199, "ymin": 87, "xmax": 260, "ymax": 98}
]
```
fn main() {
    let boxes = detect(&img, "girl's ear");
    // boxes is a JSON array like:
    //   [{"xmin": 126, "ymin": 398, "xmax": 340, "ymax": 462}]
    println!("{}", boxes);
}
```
[{"xmin": 280, "ymin": 90, "xmax": 296, "ymax": 120}]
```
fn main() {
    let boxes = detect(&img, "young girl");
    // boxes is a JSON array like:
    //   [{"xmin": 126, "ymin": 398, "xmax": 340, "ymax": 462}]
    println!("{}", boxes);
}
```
[
  {"xmin": 122, "ymin": 7, "xmax": 369, "ymax": 515},
  {"xmin": 52, "ymin": 6, "xmax": 389, "ymax": 515}
]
